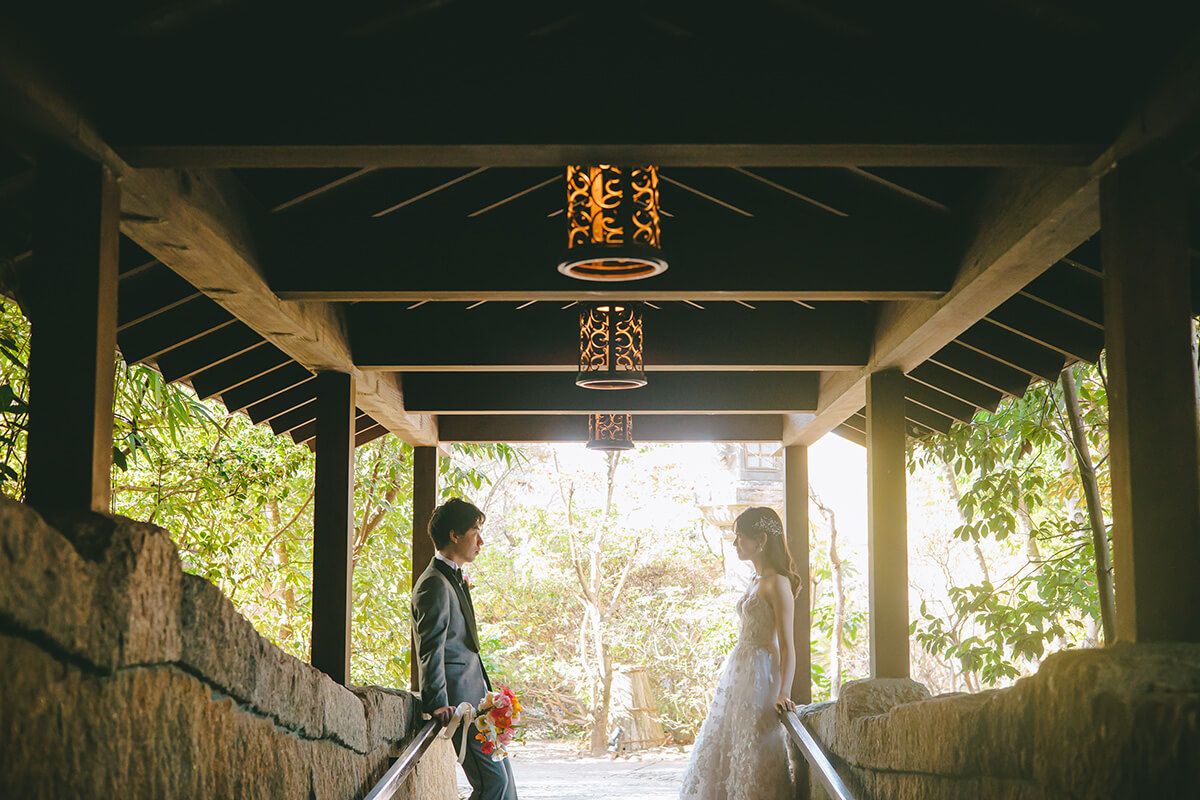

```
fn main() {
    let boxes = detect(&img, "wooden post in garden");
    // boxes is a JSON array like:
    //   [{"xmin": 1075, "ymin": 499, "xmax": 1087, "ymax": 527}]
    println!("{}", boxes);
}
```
[
  {"xmin": 1100, "ymin": 154, "xmax": 1200, "ymax": 643},
  {"xmin": 24, "ymin": 149, "xmax": 119, "ymax": 514},
  {"xmin": 866, "ymin": 369, "xmax": 909, "ymax": 678},
  {"xmin": 311, "ymin": 371, "xmax": 356, "ymax": 684},
  {"xmin": 410, "ymin": 445, "xmax": 438, "ymax": 690},
  {"xmin": 784, "ymin": 444, "xmax": 812, "ymax": 704}
]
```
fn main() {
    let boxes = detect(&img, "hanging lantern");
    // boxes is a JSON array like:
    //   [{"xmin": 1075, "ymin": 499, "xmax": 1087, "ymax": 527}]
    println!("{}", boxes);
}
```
[
  {"xmin": 587, "ymin": 414, "xmax": 634, "ymax": 451},
  {"xmin": 577, "ymin": 305, "xmax": 646, "ymax": 390},
  {"xmin": 557, "ymin": 165, "xmax": 668, "ymax": 281}
]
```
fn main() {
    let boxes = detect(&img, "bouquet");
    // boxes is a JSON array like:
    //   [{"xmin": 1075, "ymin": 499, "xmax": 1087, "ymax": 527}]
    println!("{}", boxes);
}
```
[{"xmin": 472, "ymin": 686, "xmax": 524, "ymax": 761}]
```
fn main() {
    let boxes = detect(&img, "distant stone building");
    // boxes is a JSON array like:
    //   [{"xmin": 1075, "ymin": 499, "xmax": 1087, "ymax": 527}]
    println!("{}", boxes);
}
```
[{"xmin": 695, "ymin": 444, "xmax": 785, "ymax": 587}]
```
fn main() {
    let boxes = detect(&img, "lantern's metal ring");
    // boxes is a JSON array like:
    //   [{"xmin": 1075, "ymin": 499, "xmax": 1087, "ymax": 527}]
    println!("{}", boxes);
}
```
[
  {"xmin": 585, "ymin": 437, "xmax": 636, "ymax": 451},
  {"xmin": 575, "ymin": 374, "xmax": 648, "ymax": 390},
  {"xmin": 557, "ymin": 254, "xmax": 668, "ymax": 282}
]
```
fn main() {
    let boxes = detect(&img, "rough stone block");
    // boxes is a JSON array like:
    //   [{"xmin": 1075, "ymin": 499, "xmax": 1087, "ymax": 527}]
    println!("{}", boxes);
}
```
[
  {"xmin": 317, "ymin": 671, "xmax": 370, "ymax": 753},
  {"xmin": 354, "ymin": 685, "xmax": 418, "ymax": 752},
  {"xmin": 804, "ymin": 646, "xmax": 1200, "ymax": 800},
  {"xmin": 252, "ymin": 640, "xmax": 325, "ymax": 738},
  {"xmin": 1, "ymin": 497, "xmax": 448, "ymax": 799},
  {"xmin": 0, "ymin": 497, "xmax": 181, "ymax": 671},
  {"xmin": 179, "ymin": 572, "xmax": 263, "ymax": 703},
  {"xmin": 1, "ymin": 632, "xmax": 456, "ymax": 800}
]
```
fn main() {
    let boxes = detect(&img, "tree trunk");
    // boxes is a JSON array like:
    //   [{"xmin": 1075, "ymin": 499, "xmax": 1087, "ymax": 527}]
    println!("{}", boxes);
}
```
[
  {"xmin": 586, "ymin": 450, "xmax": 623, "ymax": 754},
  {"xmin": 265, "ymin": 499, "xmax": 296, "ymax": 643},
  {"xmin": 811, "ymin": 489, "xmax": 845, "ymax": 698},
  {"xmin": 1060, "ymin": 365, "xmax": 1117, "ymax": 645}
]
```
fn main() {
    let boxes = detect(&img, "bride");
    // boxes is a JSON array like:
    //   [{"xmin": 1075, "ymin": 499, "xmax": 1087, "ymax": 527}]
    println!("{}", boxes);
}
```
[{"xmin": 680, "ymin": 507, "xmax": 799, "ymax": 800}]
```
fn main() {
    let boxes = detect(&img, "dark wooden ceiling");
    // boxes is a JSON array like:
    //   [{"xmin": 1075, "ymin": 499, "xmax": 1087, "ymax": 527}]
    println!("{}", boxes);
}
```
[{"xmin": 1, "ymin": 1, "xmax": 1198, "ymax": 446}]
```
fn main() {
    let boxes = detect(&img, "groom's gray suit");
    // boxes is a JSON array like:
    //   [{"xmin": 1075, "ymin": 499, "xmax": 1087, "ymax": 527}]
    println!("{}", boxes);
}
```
[{"xmin": 412, "ymin": 556, "xmax": 518, "ymax": 800}]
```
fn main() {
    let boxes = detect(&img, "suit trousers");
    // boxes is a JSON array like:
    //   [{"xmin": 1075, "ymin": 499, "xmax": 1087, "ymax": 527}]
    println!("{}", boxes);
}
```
[{"xmin": 453, "ymin": 724, "xmax": 518, "ymax": 800}]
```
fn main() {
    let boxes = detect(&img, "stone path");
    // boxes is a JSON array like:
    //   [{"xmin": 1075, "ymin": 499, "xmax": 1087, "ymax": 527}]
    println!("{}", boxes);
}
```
[{"xmin": 456, "ymin": 740, "xmax": 690, "ymax": 799}]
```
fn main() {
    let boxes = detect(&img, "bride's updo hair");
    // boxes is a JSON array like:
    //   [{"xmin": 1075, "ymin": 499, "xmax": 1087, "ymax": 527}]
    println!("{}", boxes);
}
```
[{"xmin": 734, "ymin": 506, "xmax": 801, "ymax": 596}]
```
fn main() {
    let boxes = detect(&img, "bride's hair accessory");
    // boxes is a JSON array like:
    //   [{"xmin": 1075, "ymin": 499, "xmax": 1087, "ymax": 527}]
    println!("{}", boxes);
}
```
[{"xmin": 756, "ymin": 517, "xmax": 784, "ymax": 538}]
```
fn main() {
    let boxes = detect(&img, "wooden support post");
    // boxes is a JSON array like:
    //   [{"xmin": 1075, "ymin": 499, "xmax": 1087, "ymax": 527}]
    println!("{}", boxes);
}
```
[
  {"xmin": 866, "ymin": 369, "xmax": 909, "ymax": 678},
  {"xmin": 785, "ymin": 443, "xmax": 812, "ymax": 800},
  {"xmin": 24, "ymin": 150, "xmax": 119, "ymax": 513},
  {"xmin": 311, "ymin": 371, "xmax": 355, "ymax": 684},
  {"xmin": 1101, "ymin": 155, "xmax": 1200, "ymax": 643},
  {"xmin": 410, "ymin": 445, "xmax": 438, "ymax": 690},
  {"xmin": 785, "ymin": 444, "xmax": 812, "ymax": 704}
]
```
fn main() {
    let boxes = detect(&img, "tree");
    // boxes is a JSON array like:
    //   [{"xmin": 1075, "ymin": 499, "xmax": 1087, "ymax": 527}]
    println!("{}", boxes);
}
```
[{"xmin": 911, "ymin": 362, "xmax": 1112, "ymax": 687}]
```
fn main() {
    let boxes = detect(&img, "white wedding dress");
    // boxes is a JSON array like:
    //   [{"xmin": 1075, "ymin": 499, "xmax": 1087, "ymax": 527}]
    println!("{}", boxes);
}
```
[{"xmin": 679, "ymin": 579, "xmax": 792, "ymax": 800}]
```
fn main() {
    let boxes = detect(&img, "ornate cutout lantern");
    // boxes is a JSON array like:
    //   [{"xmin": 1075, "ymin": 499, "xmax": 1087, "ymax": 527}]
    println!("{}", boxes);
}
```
[
  {"xmin": 577, "ymin": 305, "xmax": 646, "ymax": 390},
  {"xmin": 558, "ymin": 165, "xmax": 668, "ymax": 281},
  {"xmin": 587, "ymin": 414, "xmax": 634, "ymax": 451}
]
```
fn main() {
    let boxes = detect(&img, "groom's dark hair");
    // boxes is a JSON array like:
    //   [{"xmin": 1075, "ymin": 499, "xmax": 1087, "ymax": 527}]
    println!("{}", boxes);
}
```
[{"xmin": 429, "ymin": 497, "xmax": 485, "ymax": 550}]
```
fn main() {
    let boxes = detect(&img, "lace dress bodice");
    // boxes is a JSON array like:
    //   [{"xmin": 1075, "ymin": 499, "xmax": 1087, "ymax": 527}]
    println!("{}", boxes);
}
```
[
  {"xmin": 735, "ymin": 586, "xmax": 778, "ymax": 649},
  {"xmin": 680, "ymin": 579, "xmax": 792, "ymax": 800}
]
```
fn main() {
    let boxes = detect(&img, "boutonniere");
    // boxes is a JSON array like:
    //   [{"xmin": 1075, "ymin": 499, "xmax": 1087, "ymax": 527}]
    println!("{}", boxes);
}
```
[{"xmin": 461, "ymin": 571, "xmax": 473, "ymax": 589}]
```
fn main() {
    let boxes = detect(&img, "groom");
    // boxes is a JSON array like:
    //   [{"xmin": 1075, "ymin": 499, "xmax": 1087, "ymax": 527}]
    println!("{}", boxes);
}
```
[{"xmin": 412, "ymin": 497, "xmax": 518, "ymax": 800}]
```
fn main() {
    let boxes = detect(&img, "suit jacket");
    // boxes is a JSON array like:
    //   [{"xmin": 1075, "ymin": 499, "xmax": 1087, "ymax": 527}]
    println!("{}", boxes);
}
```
[{"xmin": 412, "ymin": 557, "xmax": 492, "ymax": 715}]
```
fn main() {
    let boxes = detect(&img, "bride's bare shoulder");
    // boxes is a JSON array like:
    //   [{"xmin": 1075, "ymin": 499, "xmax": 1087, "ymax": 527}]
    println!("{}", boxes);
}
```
[{"xmin": 758, "ymin": 572, "xmax": 790, "ymax": 598}]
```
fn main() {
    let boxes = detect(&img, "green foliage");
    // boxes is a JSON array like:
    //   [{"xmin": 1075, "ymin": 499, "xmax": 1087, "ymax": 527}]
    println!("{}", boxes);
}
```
[
  {"xmin": 0, "ymin": 295, "xmax": 504, "ymax": 688},
  {"xmin": 911, "ymin": 365, "xmax": 1110, "ymax": 687},
  {"xmin": 0, "ymin": 298, "xmax": 29, "ymax": 493}
]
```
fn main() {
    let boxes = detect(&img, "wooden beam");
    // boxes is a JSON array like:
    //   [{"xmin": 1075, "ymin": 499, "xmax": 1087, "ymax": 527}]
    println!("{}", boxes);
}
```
[
  {"xmin": 1102, "ymin": 155, "xmax": 1200, "ymax": 643},
  {"xmin": 155, "ymin": 322, "xmax": 266, "ymax": 383},
  {"xmin": 903, "ymin": 377, "xmax": 977, "ymax": 423},
  {"xmin": 246, "ymin": 378, "xmax": 318, "ymax": 424},
  {"xmin": 785, "ymin": 445, "xmax": 812, "ymax": 706},
  {"xmin": 189, "ymin": 342, "xmax": 290, "ymax": 400},
  {"xmin": 401, "ymin": 372, "xmax": 819, "ymax": 414},
  {"xmin": 410, "ymin": 446, "xmax": 438, "ymax": 690},
  {"xmin": 351, "ymin": 302, "xmax": 873, "ymax": 371},
  {"xmin": 0, "ymin": 37, "xmax": 437, "ymax": 446},
  {"xmin": 118, "ymin": 168, "xmax": 437, "ymax": 445},
  {"xmin": 984, "ymin": 294, "xmax": 1105, "ymax": 363},
  {"xmin": 274, "ymin": 209, "xmax": 956, "ymax": 302},
  {"xmin": 927, "ymin": 342, "xmax": 1032, "ymax": 398},
  {"xmin": 218, "ymin": 362, "xmax": 313, "ymax": 413},
  {"xmin": 24, "ymin": 149, "xmax": 119, "ymax": 513},
  {"xmin": 955, "ymin": 321, "xmax": 1068, "ymax": 382},
  {"xmin": 311, "ymin": 372, "xmax": 355, "ymax": 684},
  {"xmin": 124, "ymin": 144, "xmax": 1100, "ymax": 170},
  {"xmin": 270, "ymin": 400, "xmax": 318, "ymax": 436},
  {"xmin": 907, "ymin": 362, "xmax": 1002, "ymax": 412},
  {"xmin": 832, "ymin": 424, "xmax": 866, "ymax": 447},
  {"xmin": 1021, "ymin": 261, "xmax": 1104, "ymax": 328},
  {"xmin": 291, "ymin": 408, "xmax": 371, "ymax": 446},
  {"xmin": 786, "ymin": 37, "xmax": 1200, "ymax": 444},
  {"xmin": 866, "ymin": 370, "xmax": 909, "ymax": 679},
  {"xmin": 355, "ymin": 422, "xmax": 389, "ymax": 447},
  {"xmin": 116, "ymin": 295, "xmax": 235, "ymax": 364},
  {"xmin": 116, "ymin": 264, "xmax": 201, "ymax": 330},
  {"xmin": 787, "ymin": 166, "xmax": 1099, "ymax": 445},
  {"xmin": 437, "ymin": 414, "xmax": 784, "ymax": 442},
  {"xmin": 904, "ymin": 399, "xmax": 955, "ymax": 435}
]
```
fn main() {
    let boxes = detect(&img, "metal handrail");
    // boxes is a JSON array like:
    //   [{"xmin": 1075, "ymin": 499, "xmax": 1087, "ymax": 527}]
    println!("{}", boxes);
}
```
[
  {"xmin": 779, "ymin": 709, "xmax": 856, "ymax": 800},
  {"xmin": 363, "ymin": 718, "xmax": 443, "ymax": 800}
]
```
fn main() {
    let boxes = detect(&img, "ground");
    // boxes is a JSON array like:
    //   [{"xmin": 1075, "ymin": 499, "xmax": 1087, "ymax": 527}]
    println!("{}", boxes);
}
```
[{"xmin": 456, "ymin": 740, "xmax": 691, "ymax": 799}]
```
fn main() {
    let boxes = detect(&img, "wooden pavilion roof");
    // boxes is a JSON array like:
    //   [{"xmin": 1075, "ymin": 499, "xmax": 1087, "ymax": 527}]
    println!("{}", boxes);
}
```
[{"xmin": 1, "ymin": 2, "xmax": 1198, "ymax": 447}]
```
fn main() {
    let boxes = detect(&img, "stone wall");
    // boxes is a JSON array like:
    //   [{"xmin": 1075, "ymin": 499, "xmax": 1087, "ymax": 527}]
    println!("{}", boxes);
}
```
[
  {"xmin": 800, "ymin": 646, "xmax": 1200, "ymax": 800},
  {"xmin": 0, "ymin": 497, "xmax": 458, "ymax": 799}
]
